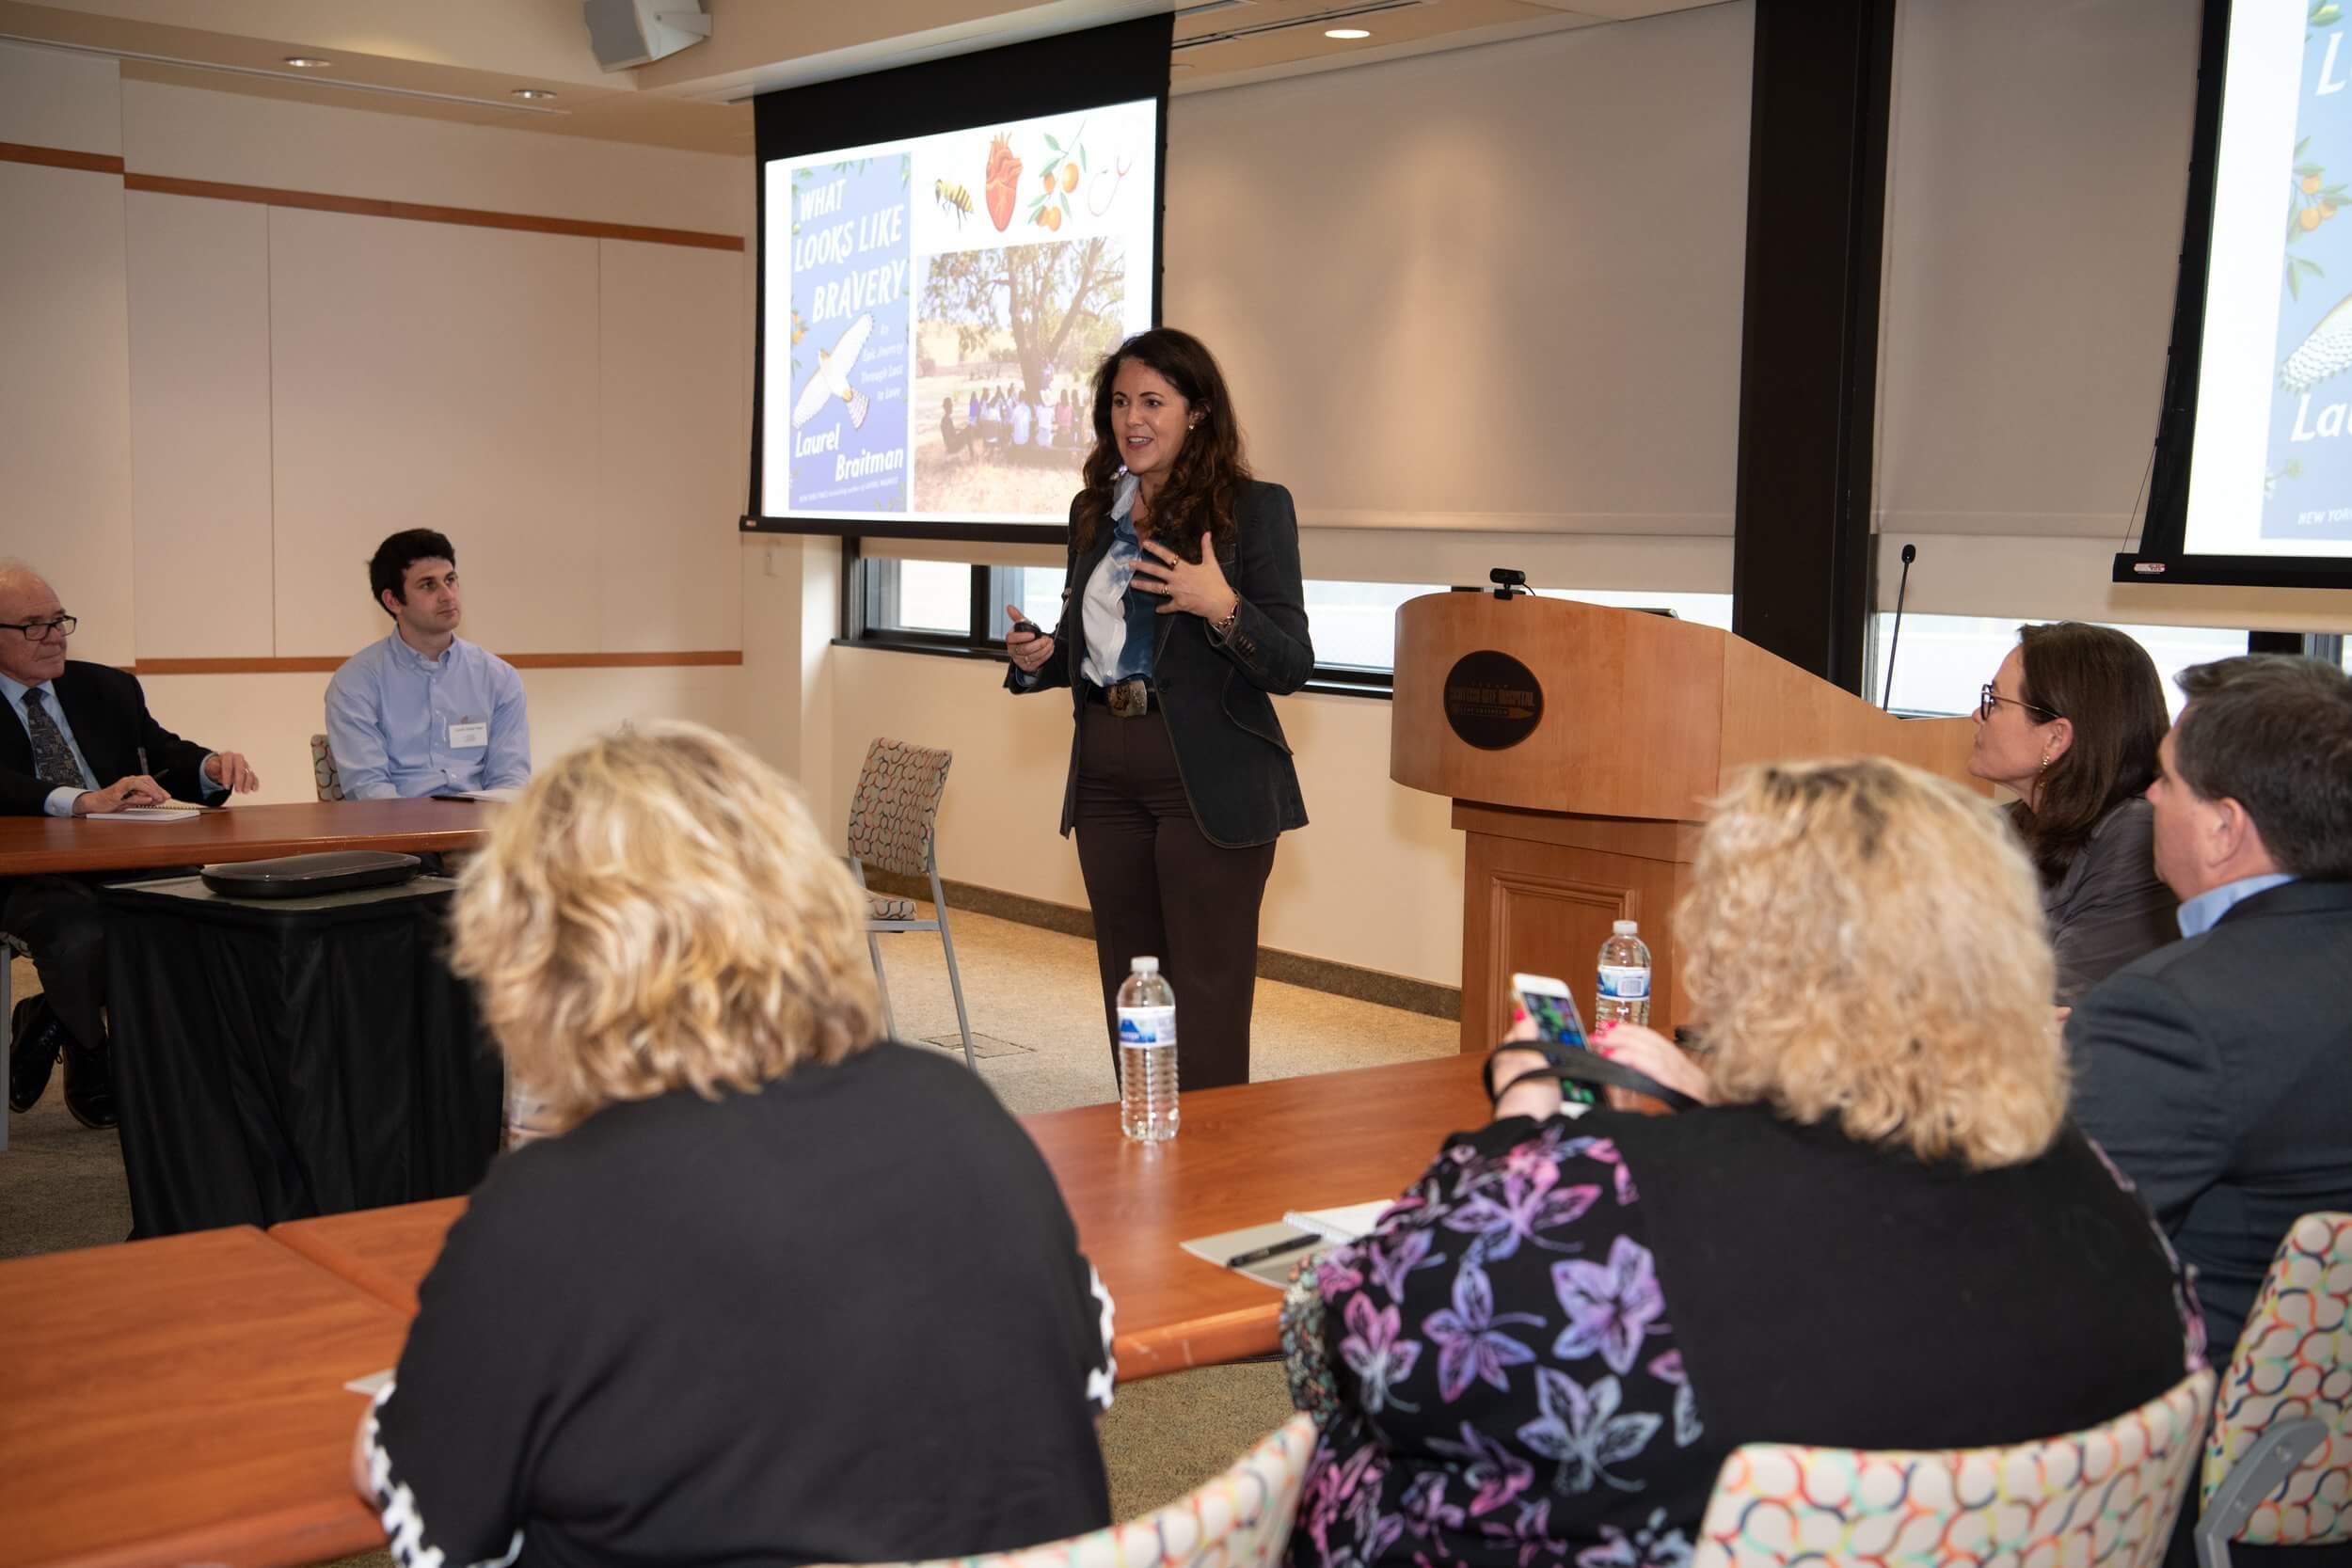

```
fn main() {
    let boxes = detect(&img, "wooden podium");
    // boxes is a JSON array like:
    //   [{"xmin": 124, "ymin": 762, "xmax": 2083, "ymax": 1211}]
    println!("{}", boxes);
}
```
[{"xmin": 1392, "ymin": 593, "xmax": 1980, "ymax": 1053}]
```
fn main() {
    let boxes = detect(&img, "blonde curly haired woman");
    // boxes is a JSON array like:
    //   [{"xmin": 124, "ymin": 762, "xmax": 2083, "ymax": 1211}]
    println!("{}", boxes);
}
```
[
  {"xmin": 353, "ymin": 723, "xmax": 1114, "ymax": 1568},
  {"xmin": 1281, "ymin": 757, "xmax": 2204, "ymax": 1568}
]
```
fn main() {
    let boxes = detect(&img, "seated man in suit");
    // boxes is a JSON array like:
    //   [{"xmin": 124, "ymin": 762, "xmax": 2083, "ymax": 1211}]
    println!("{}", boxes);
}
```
[
  {"xmin": 2067, "ymin": 653, "xmax": 2352, "ymax": 1363},
  {"xmin": 324, "ymin": 530, "xmax": 530, "ymax": 800},
  {"xmin": 0, "ymin": 562, "xmax": 260, "ymax": 1128}
]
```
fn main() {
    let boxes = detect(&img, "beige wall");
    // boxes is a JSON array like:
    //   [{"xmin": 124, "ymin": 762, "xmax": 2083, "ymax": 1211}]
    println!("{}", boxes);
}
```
[{"xmin": 0, "ymin": 41, "xmax": 755, "ymax": 807}]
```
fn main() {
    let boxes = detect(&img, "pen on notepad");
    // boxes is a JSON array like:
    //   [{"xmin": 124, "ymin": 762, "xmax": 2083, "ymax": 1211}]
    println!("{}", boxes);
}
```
[
  {"xmin": 1226, "ymin": 1232, "xmax": 1322, "ymax": 1270},
  {"xmin": 135, "ymin": 746, "xmax": 156, "ymax": 803}
]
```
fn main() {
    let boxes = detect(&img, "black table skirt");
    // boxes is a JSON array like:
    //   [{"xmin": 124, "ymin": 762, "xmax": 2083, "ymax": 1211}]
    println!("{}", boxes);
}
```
[{"xmin": 105, "ymin": 877, "xmax": 502, "ymax": 1237}]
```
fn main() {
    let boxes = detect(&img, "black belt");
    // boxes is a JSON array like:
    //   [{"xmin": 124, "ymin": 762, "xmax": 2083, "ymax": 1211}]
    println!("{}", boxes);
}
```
[{"xmin": 1083, "ymin": 678, "xmax": 1154, "ymax": 718}]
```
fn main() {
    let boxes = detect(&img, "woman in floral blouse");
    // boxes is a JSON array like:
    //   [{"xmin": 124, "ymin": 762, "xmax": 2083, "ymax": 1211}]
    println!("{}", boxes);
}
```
[{"xmin": 1282, "ymin": 758, "xmax": 2204, "ymax": 1568}]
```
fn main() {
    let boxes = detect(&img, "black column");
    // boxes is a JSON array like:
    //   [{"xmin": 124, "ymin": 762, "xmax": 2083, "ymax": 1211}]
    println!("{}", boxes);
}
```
[{"xmin": 1730, "ymin": 0, "xmax": 1899, "ymax": 693}]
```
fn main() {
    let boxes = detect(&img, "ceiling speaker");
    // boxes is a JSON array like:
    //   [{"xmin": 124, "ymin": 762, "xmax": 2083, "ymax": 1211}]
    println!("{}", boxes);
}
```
[{"xmin": 583, "ymin": 0, "xmax": 711, "ymax": 71}]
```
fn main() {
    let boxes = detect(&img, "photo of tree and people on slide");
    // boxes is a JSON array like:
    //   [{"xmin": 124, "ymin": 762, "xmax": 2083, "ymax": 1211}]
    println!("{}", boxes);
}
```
[{"xmin": 914, "ymin": 237, "xmax": 1125, "ymax": 515}]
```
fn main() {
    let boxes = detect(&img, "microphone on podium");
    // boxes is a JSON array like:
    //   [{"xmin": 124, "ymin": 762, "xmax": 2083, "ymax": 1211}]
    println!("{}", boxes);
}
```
[{"xmin": 1880, "ymin": 543, "xmax": 1917, "ymax": 711}]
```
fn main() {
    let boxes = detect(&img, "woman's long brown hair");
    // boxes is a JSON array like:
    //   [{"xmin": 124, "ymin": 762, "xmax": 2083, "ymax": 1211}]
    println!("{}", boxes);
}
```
[
  {"xmin": 2007, "ymin": 621, "xmax": 2169, "ymax": 884},
  {"xmin": 1073, "ymin": 328, "xmax": 1251, "ymax": 561}
]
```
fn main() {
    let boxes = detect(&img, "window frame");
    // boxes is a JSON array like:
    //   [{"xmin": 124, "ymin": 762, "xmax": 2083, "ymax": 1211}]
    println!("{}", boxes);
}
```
[{"xmin": 837, "ymin": 543, "xmax": 1397, "ymax": 696}]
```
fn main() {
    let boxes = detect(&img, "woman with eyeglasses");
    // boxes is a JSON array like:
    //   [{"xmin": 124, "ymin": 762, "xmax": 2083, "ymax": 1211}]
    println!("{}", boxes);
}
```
[{"xmin": 1966, "ymin": 622, "xmax": 2177, "ymax": 1005}]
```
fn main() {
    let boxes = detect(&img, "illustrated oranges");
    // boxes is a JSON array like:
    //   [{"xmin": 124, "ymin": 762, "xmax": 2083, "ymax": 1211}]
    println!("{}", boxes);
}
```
[
  {"xmin": 2304, "ymin": 206, "xmax": 2325, "ymax": 231},
  {"xmin": 1061, "ymin": 163, "xmax": 1079, "ymax": 194},
  {"xmin": 1041, "ymin": 206, "xmax": 1063, "ymax": 231}
]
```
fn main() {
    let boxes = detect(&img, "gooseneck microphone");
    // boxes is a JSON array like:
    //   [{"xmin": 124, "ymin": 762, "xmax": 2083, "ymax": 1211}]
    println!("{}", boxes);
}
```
[{"xmin": 1880, "ymin": 543, "xmax": 1917, "ymax": 711}]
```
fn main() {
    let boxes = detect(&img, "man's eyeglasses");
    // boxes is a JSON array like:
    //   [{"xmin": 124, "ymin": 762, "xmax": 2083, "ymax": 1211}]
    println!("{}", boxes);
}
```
[
  {"xmin": 1977, "ymin": 682, "xmax": 2060, "ymax": 723},
  {"xmin": 0, "ymin": 616, "xmax": 76, "ymax": 642}
]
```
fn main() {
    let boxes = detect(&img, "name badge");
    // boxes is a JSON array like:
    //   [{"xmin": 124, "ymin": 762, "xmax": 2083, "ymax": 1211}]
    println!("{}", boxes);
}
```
[{"xmin": 449, "ymin": 721, "xmax": 490, "ymax": 749}]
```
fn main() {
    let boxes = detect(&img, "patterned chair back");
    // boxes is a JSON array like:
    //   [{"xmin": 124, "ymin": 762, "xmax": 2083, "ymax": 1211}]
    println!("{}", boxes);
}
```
[
  {"xmin": 310, "ymin": 734, "xmax": 345, "ymax": 802},
  {"xmin": 827, "ymin": 1413, "xmax": 1315, "ymax": 1568},
  {"xmin": 2203, "ymin": 1212, "xmax": 2352, "ymax": 1547},
  {"xmin": 846, "ymin": 738, "xmax": 951, "ymax": 880},
  {"xmin": 1693, "ymin": 1370, "xmax": 2217, "ymax": 1568}
]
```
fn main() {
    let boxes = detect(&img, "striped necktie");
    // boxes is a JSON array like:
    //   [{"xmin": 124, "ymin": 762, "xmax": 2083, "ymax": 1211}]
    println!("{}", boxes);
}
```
[{"xmin": 22, "ymin": 689, "xmax": 87, "ymax": 791}]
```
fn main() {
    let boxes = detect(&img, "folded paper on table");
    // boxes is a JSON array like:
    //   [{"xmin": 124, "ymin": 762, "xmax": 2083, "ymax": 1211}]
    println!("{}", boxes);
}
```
[
  {"xmin": 436, "ymin": 787, "xmax": 519, "ymax": 803},
  {"xmin": 86, "ymin": 807, "xmax": 199, "ymax": 823},
  {"xmin": 1181, "ymin": 1222, "xmax": 1323, "ymax": 1289}
]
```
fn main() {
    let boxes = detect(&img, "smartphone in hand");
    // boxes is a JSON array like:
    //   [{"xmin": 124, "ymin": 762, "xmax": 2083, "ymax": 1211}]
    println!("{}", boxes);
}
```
[{"xmin": 1511, "ymin": 971, "xmax": 1597, "ymax": 1105}]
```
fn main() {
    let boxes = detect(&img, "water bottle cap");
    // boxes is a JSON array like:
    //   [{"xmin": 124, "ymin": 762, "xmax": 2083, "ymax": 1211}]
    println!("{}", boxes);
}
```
[
  {"xmin": 1613, "ymin": 920, "xmax": 1639, "ymax": 935},
  {"xmin": 1131, "ymin": 956, "xmax": 1160, "ymax": 974}
]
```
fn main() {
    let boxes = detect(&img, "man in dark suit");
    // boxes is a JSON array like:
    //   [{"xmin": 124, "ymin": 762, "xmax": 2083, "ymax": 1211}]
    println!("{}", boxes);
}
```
[
  {"xmin": 2067, "ymin": 654, "xmax": 2352, "ymax": 1365},
  {"xmin": 0, "ymin": 562, "xmax": 260, "ymax": 1127}
]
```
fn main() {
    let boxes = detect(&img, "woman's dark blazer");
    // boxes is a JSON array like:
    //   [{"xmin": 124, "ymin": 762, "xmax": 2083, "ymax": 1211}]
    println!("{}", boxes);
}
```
[{"xmin": 1008, "ymin": 478, "xmax": 1313, "ymax": 848}]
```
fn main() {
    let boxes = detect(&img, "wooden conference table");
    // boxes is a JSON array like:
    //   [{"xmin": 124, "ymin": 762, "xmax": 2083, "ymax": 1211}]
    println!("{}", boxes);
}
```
[
  {"xmin": 0, "ymin": 798, "xmax": 497, "ymax": 877},
  {"xmin": 0, "ymin": 1052, "xmax": 1493, "ymax": 1568},
  {"xmin": 275, "ymin": 1050, "xmax": 1496, "ymax": 1375}
]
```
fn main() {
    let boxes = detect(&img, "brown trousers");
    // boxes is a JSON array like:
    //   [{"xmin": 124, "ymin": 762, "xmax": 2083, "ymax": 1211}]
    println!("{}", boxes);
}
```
[{"xmin": 1073, "ymin": 703, "xmax": 1277, "ymax": 1091}]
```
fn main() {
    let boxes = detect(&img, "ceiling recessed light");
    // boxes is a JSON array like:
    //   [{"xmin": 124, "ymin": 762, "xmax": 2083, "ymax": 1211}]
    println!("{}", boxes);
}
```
[
  {"xmin": 511, "ymin": 87, "xmax": 558, "ymax": 100},
  {"xmin": 1324, "ymin": 27, "xmax": 1371, "ymax": 40},
  {"xmin": 282, "ymin": 55, "xmax": 331, "ymax": 68}
]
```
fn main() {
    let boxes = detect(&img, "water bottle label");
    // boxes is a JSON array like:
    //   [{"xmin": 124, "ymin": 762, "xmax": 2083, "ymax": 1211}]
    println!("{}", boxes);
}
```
[
  {"xmin": 1598, "ymin": 965, "xmax": 1650, "ymax": 1001},
  {"xmin": 1118, "ymin": 1006, "xmax": 1177, "ymax": 1047}
]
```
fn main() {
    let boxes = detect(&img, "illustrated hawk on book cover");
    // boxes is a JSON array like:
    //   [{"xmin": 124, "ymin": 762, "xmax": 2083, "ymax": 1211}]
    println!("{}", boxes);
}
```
[
  {"xmin": 793, "ymin": 312, "xmax": 875, "ymax": 430},
  {"xmin": 2280, "ymin": 292, "xmax": 2352, "ymax": 393}
]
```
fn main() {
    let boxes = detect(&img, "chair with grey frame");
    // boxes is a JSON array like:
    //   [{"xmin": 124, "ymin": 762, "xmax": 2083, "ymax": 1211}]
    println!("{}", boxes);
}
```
[{"xmin": 846, "ymin": 737, "xmax": 977, "ymax": 1070}]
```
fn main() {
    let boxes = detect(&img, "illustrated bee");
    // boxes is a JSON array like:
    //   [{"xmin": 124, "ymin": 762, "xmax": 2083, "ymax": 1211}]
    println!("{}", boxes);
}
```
[{"xmin": 933, "ymin": 178, "xmax": 975, "ymax": 228}]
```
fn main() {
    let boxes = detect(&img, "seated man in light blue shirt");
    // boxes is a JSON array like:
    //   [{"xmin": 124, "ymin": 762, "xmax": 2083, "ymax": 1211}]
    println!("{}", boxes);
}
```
[{"xmin": 324, "ymin": 531, "xmax": 530, "ymax": 800}]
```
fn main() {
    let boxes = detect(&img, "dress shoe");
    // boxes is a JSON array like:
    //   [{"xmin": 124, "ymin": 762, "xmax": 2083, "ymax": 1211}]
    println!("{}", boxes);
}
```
[
  {"xmin": 8, "ymin": 997, "xmax": 58, "ymax": 1115},
  {"xmin": 60, "ymin": 1038, "xmax": 116, "ymax": 1130}
]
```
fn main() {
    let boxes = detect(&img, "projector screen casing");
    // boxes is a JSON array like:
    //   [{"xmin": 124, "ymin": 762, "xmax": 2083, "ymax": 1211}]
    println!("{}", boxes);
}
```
[
  {"xmin": 743, "ymin": 15, "xmax": 1171, "ymax": 544},
  {"xmin": 2126, "ymin": 0, "xmax": 2352, "ymax": 590}
]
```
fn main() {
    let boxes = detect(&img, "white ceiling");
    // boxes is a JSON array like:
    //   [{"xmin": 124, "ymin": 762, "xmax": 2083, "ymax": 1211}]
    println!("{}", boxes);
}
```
[{"xmin": 0, "ymin": 0, "xmax": 1728, "ymax": 154}]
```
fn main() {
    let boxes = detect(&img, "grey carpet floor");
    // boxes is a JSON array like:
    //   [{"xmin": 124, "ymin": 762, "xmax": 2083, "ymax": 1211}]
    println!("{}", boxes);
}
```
[{"xmin": 4, "ymin": 910, "xmax": 1455, "ymax": 1545}]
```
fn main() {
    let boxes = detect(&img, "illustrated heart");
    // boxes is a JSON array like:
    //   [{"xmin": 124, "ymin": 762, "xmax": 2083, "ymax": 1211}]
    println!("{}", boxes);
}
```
[{"xmin": 984, "ymin": 134, "xmax": 1021, "ymax": 232}]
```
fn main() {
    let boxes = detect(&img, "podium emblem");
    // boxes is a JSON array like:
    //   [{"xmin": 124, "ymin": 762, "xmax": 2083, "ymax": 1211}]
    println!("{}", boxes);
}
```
[{"xmin": 1442, "ymin": 651, "xmax": 1544, "ymax": 750}]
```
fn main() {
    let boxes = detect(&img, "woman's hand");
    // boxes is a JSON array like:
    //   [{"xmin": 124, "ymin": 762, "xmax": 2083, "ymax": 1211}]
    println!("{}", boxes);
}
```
[
  {"xmin": 1133, "ymin": 533, "xmax": 1239, "ymax": 623},
  {"xmin": 1488, "ymin": 1007, "xmax": 1563, "ymax": 1122},
  {"xmin": 1004, "ymin": 603, "xmax": 1057, "ymax": 673},
  {"xmin": 1594, "ymin": 1022, "xmax": 1714, "ymax": 1107}
]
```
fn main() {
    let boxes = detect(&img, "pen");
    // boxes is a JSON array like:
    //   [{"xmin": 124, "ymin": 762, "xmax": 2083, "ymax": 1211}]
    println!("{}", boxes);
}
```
[
  {"xmin": 135, "ymin": 746, "xmax": 155, "ymax": 804},
  {"xmin": 1225, "ymin": 1231, "xmax": 1322, "ymax": 1270}
]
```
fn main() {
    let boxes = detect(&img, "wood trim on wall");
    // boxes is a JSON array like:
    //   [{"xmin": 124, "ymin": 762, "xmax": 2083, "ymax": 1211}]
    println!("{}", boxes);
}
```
[
  {"xmin": 132, "ymin": 651, "xmax": 744, "ymax": 675},
  {"xmin": 0, "ymin": 139, "xmax": 125, "ymax": 175},
  {"xmin": 122, "ymin": 174, "xmax": 744, "ymax": 251},
  {"xmin": 0, "ymin": 140, "xmax": 742, "ymax": 252}
]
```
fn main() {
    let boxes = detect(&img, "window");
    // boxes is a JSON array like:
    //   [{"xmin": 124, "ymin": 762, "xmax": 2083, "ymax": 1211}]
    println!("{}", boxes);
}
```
[
  {"xmin": 1534, "ymin": 588, "xmax": 1734, "ymax": 631},
  {"xmin": 1868, "ymin": 614, "xmax": 2254, "ymax": 719},
  {"xmin": 854, "ymin": 554, "xmax": 1738, "ymax": 689}
]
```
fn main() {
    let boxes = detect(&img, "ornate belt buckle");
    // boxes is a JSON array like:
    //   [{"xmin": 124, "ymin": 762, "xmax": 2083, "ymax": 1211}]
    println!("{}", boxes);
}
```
[{"xmin": 1108, "ymin": 678, "xmax": 1150, "ymax": 719}]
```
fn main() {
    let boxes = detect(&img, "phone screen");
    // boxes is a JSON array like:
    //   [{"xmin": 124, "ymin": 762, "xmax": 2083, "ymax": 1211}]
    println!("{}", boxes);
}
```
[
  {"xmin": 1510, "ymin": 973, "xmax": 1595, "ymax": 1106},
  {"xmin": 1520, "ymin": 988, "xmax": 1589, "ymax": 1051}
]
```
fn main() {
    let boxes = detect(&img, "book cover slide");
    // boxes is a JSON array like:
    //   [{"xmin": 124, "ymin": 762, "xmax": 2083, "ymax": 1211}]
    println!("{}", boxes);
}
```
[
  {"xmin": 787, "ymin": 155, "xmax": 913, "ymax": 513},
  {"xmin": 2267, "ymin": 17, "xmax": 2352, "ymax": 542}
]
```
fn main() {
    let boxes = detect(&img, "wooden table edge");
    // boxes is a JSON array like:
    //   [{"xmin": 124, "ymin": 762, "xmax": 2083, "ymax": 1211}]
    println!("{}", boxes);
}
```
[{"xmin": 1115, "ymin": 1302, "xmax": 1288, "ymax": 1382}]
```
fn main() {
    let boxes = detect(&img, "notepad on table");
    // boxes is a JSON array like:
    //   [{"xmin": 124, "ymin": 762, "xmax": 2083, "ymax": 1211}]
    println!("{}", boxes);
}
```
[
  {"xmin": 87, "ymin": 806, "xmax": 199, "ymax": 823},
  {"xmin": 436, "ymin": 787, "xmax": 520, "ymax": 803}
]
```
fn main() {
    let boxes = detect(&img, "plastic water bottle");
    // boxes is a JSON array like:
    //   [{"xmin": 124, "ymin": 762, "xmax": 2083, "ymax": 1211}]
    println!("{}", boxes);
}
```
[
  {"xmin": 1117, "ymin": 957, "xmax": 1180, "ymax": 1142},
  {"xmin": 1596, "ymin": 920, "xmax": 1653, "ymax": 1028}
]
